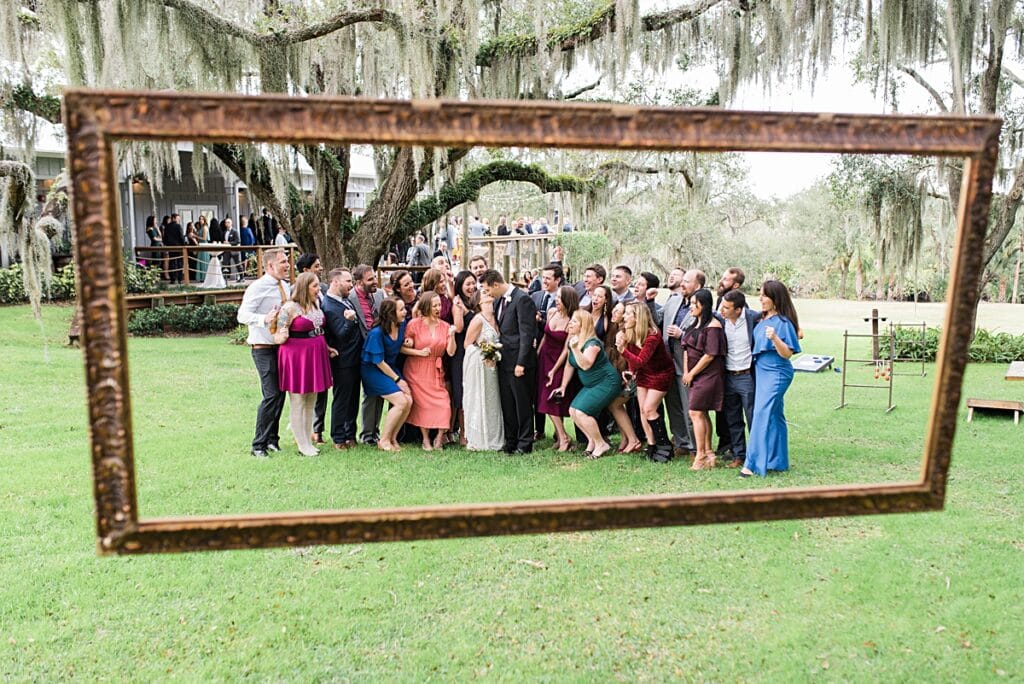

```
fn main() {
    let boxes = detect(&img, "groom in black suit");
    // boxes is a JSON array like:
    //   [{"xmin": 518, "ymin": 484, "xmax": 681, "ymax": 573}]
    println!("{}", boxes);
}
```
[{"xmin": 480, "ymin": 270, "xmax": 538, "ymax": 454}]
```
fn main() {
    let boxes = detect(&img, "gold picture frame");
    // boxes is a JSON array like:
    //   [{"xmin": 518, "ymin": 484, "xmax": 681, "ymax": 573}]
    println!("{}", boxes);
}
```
[{"xmin": 63, "ymin": 88, "xmax": 1001, "ymax": 555}]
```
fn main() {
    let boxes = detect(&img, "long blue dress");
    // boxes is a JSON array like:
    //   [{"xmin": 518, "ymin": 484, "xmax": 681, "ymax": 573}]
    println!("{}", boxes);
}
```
[
  {"xmin": 744, "ymin": 315, "xmax": 801, "ymax": 477},
  {"xmin": 360, "ymin": 322, "xmax": 407, "ymax": 397}
]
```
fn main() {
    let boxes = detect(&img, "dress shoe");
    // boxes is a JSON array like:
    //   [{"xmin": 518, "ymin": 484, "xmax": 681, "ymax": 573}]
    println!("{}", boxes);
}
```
[
  {"xmin": 333, "ymin": 442, "xmax": 351, "ymax": 450},
  {"xmin": 361, "ymin": 437, "xmax": 378, "ymax": 446},
  {"xmin": 726, "ymin": 458, "xmax": 743, "ymax": 468},
  {"xmin": 312, "ymin": 433, "xmax": 325, "ymax": 445},
  {"xmin": 251, "ymin": 449, "xmax": 269, "ymax": 459},
  {"xmin": 673, "ymin": 446, "xmax": 690, "ymax": 458},
  {"xmin": 266, "ymin": 443, "xmax": 281, "ymax": 453},
  {"xmin": 512, "ymin": 448, "xmax": 531, "ymax": 455},
  {"xmin": 502, "ymin": 444, "xmax": 516, "ymax": 454}
]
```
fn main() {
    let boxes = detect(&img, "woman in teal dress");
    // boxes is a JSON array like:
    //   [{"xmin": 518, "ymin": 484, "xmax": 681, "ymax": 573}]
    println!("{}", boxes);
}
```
[
  {"xmin": 741, "ymin": 280, "xmax": 802, "ymax": 478},
  {"xmin": 554, "ymin": 310, "xmax": 638, "ymax": 459}
]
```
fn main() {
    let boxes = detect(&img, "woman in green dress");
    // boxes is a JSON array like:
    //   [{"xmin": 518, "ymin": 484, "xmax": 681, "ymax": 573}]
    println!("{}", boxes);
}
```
[{"xmin": 553, "ymin": 310, "xmax": 638, "ymax": 459}]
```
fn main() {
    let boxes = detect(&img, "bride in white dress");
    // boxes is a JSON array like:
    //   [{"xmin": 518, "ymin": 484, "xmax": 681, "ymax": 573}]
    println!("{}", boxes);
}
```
[{"xmin": 462, "ymin": 290, "xmax": 505, "ymax": 451}]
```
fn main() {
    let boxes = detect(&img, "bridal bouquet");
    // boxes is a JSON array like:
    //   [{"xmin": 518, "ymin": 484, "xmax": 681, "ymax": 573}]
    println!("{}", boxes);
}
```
[{"xmin": 478, "ymin": 340, "xmax": 503, "ymax": 368}]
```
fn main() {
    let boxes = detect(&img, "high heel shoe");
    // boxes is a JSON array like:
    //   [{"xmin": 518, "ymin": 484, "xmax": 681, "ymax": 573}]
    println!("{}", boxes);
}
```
[
  {"xmin": 623, "ymin": 441, "xmax": 645, "ymax": 454},
  {"xmin": 689, "ymin": 453, "xmax": 706, "ymax": 471},
  {"xmin": 702, "ymin": 454, "xmax": 717, "ymax": 470},
  {"xmin": 557, "ymin": 439, "xmax": 574, "ymax": 452}
]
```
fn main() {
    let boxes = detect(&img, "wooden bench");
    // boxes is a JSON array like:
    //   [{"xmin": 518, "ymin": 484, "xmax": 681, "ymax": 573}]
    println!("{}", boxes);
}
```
[
  {"xmin": 1006, "ymin": 361, "xmax": 1024, "ymax": 381},
  {"xmin": 966, "ymin": 398, "xmax": 1024, "ymax": 424}
]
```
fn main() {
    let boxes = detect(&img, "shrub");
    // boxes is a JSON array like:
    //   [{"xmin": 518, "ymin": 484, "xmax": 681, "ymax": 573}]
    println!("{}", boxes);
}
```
[
  {"xmin": 883, "ymin": 325, "xmax": 1024, "ymax": 363},
  {"xmin": 128, "ymin": 304, "xmax": 239, "ymax": 336},
  {"xmin": 0, "ymin": 259, "xmax": 159, "ymax": 305},
  {"xmin": 0, "ymin": 263, "xmax": 76, "ymax": 304},
  {"xmin": 123, "ymin": 261, "xmax": 162, "ymax": 294}
]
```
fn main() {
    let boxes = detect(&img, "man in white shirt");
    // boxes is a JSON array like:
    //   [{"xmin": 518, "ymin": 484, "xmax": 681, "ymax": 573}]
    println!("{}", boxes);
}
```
[
  {"xmin": 719, "ymin": 289, "xmax": 761, "ymax": 468},
  {"xmin": 237, "ymin": 248, "xmax": 292, "ymax": 458}
]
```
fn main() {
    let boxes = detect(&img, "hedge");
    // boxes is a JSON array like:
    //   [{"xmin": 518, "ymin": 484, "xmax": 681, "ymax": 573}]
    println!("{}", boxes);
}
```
[
  {"xmin": 884, "ymin": 325, "xmax": 1024, "ymax": 363},
  {"xmin": 0, "ymin": 260, "xmax": 161, "ymax": 305},
  {"xmin": 128, "ymin": 304, "xmax": 239, "ymax": 336}
]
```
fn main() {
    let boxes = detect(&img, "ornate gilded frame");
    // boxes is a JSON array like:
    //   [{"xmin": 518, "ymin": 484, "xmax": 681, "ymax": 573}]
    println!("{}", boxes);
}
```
[{"xmin": 63, "ymin": 89, "xmax": 1001, "ymax": 555}]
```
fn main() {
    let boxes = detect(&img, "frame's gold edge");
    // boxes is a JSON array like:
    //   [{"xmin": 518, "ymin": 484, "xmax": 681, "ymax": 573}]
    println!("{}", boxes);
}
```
[
  {"xmin": 64, "ymin": 101, "xmax": 138, "ymax": 543},
  {"xmin": 920, "ymin": 137, "xmax": 1000, "ymax": 501},
  {"xmin": 62, "ymin": 88, "xmax": 1002, "ymax": 156},
  {"xmin": 62, "ymin": 88, "xmax": 999, "ymax": 556},
  {"xmin": 106, "ymin": 484, "xmax": 935, "ymax": 555}
]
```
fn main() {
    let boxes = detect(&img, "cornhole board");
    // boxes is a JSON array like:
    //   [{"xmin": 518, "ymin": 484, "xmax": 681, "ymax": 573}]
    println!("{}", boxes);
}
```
[
  {"xmin": 1005, "ymin": 361, "xmax": 1024, "ymax": 381},
  {"xmin": 792, "ymin": 354, "xmax": 834, "ymax": 373},
  {"xmin": 965, "ymin": 398, "xmax": 1023, "ymax": 425}
]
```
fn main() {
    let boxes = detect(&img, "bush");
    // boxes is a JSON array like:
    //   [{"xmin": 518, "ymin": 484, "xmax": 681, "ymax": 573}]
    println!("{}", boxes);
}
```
[
  {"xmin": 883, "ymin": 325, "xmax": 1024, "ymax": 363},
  {"xmin": 0, "ymin": 263, "xmax": 77, "ymax": 304},
  {"xmin": 123, "ymin": 261, "xmax": 162, "ymax": 294},
  {"xmin": 0, "ymin": 259, "xmax": 159, "ymax": 305},
  {"xmin": 128, "ymin": 304, "xmax": 239, "ymax": 336}
]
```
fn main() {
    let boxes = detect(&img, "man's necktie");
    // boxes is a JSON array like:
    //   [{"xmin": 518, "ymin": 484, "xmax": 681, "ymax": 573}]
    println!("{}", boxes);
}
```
[{"xmin": 277, "ymin": 280, "xmax": 287, "ymax": 304}]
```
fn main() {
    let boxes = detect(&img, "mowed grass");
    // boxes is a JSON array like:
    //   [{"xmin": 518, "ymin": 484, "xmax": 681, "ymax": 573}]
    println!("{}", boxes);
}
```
[{"xmin": 2, "ymin": 303, "xmax": 1023, "ymax": 680}]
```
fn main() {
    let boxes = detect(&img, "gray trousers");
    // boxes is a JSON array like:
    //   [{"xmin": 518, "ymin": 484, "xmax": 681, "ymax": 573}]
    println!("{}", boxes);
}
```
[
  {"xmin": 359, "ymin": 386, "xmax": 384, "ymax": 444},
  {"xmin": 723, "ymin": 372, "xmax": 755, "ymax": 460},
  {"xmin": 251, "ymin": 347, "xmax": 286, "ymax": 450},
  {"xmin": 664, "ymin": 373, "xmax": 695, "ymax": 451}
]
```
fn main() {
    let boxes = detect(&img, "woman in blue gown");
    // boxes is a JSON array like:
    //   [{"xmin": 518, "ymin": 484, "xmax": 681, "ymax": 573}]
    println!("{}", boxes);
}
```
[
  {"xmin": 360, "ymin": 298, "xmax": 412, "ymax": 453},
  {"xmin": 741, "ymin": 280, "xmax": 801, "ymax": 478}
]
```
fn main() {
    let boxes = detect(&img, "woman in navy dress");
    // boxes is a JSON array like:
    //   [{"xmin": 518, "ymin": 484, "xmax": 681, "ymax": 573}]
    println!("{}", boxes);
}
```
[
  {"xmin": 741, "ymin": 280, "xmax": 802, "ymax": 478},
  {"xmin": 360, "ymin": 298, "xmax": 411, "ymax": 453}
]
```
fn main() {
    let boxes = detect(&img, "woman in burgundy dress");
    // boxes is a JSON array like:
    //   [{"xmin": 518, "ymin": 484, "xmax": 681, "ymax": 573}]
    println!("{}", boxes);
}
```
[
  {"xmin": 682, "ymin": 289, "xmax": 726, "ymax": 470},
  {"xmin": 538, "ymin": 286, "xmax": 580, "ymax": 451},
  {"xmin": 274, "ymin": 272, "xmax": 336, "ymax": 457},
  {"xmin": 616, "ymin": 301, "xmax": 675, "ymax": 463}
]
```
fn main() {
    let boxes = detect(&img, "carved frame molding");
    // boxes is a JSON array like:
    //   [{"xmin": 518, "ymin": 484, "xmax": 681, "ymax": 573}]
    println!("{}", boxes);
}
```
[{"xmin": 62, "ymin": 89, "xmax": 1001, "ymax": 555}]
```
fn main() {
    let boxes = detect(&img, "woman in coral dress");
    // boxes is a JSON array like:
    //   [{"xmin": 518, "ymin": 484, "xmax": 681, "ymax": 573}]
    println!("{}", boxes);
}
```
[
  {"xmin": 274, "ymin": 272, "xmax": 335, "ymax": 457},
  {"xmin": 402, "ymin": 291, "xmax": 457, "ymax": 450}
]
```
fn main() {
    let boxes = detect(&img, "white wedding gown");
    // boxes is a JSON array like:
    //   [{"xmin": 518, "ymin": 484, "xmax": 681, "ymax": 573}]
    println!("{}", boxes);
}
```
[{"xmin": 463, "ymin": 319, "xmax": 505, "ymax": 451}]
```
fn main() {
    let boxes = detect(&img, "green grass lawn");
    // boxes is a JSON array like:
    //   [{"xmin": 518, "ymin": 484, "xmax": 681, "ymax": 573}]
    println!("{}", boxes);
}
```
[{"xmin": 2, "ymin": 303, "xmax": 1022, "ymax": 680}]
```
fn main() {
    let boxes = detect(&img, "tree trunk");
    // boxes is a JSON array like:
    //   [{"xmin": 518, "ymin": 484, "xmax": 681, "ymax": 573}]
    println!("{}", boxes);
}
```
[
  {"xmin": 347, "ymin": 147, "xmax": 419, "ymax": 265},
  {"xmin": 997, "ymin": 276, "xmax": 1007, "ymax": 302},
  {"xmin": 854, "ymin": 254, "xmax": 865, "ymax": 299},
  {"xmin": 1012, "ymin": 231, "xmax": 1023, "ymax": 304},
  {"xmin": 837, "ymin": 258, "xmax": 849, "ymax": 299}
]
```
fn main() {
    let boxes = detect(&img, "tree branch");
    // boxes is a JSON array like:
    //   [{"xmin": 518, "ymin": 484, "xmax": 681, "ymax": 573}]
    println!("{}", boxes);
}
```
[
  {"xmin": 100, "ymin": 0, "xmax": 400, "ymax": 46},
  {"xmin": 400, "ymin": 160, "xmax": 597, "ymax": 234},
  {"xmin": 563, "ymin": 79, "xmax": 601, "ymax": 100},
  {"xmin": 476, "ymin": 0, "xmax": 725, "ymax": 68},
  {"xmin": 597, "ymin": 160, "xmax": 694, "ymax": 187},
  {"xmin": 2, "ymin": 83, "xmax": 62, "ymax": 125},
  {"xmin": 896, "ymin": 65, "xmax": 948, "ymax": 112}
]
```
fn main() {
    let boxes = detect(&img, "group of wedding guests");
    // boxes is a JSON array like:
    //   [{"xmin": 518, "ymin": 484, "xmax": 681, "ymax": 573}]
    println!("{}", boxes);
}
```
[{"xmin": 238, "ymin": 247, "xmax": 801, "ymax": 478}]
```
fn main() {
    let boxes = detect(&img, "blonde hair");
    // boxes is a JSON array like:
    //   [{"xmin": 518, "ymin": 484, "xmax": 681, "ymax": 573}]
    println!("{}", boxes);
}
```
[
  {"xmin": 291, "ymin": 272, "xmax": 320, "ymax": 311},
  {"xmin": 624, "ymin": 301, "xmax": 657, "ymax": 346},
  {"xmin": 572, "ymin": 309, "xmax": 598, "ymax": 346}
]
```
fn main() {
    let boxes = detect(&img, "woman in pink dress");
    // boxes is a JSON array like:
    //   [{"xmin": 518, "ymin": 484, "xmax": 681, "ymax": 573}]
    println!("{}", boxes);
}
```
[
  {"xmin": 537, "ymin": 286, "xmax": 580, "ymax": 452},
  {"xmin": 402, "ymin": 291, "xmax": 457, "ymax": 450},
  {"xmin": 273, "ymin": 272, "xmax": 335, "ymax": 457}
]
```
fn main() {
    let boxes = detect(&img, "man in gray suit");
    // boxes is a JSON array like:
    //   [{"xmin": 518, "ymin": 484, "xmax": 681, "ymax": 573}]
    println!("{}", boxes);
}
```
[
  {"xmin": 661, "ymin": 267, "xmax": 701, "ymax": 457},
  {"xmin": 348, "ymin": 264, "xmax": 385, "ymax": 445}
]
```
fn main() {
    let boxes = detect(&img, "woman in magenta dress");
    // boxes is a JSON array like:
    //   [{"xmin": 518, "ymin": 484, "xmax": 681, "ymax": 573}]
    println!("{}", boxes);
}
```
[
  {"xmin": 682, "ymin": 289, "xmax": 726, "ymax": 470},
  {"xmin": 616, "ymin": 301, "xmax": 675, "ymax": 463},
  {"xmin": 273, "ymin": 272, "xmax": 335, "ymax": 457},
  {"xmin": 537, "ymin": 286, "xmax": 580, "ymax": 452},
  {"xmin": 402, "ymin": 291, "xmax": 457, "ymax": 450}
]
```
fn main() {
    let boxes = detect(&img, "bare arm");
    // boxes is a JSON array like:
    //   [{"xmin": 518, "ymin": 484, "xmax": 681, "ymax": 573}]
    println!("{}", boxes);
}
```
[{"xmin": 464, "ymin": 315, "xmax": 484, "ymax": 346}]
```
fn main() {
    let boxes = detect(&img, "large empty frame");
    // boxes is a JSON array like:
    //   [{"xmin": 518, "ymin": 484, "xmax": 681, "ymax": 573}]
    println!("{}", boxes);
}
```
[{"xmin": 63, "ymin": 89, "xmax": 1000, "ymax": 555}]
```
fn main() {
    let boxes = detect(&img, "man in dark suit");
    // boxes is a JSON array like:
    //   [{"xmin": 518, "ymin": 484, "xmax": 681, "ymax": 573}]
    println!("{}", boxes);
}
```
[
  {"xmin": 348, "ymin": 264, "xmax": 386, "ymax": 444},
  {"xmin": 661, "ymin": 267, "xmax": 698, "ymax": 457},
  {"xmin": 323, "ymin": 268, "xmax": 363, "ymax": 450},
  {"xmin": 162, "ymin": 213, "xmax": 185, "ymax": 283},
  {"xmin": 222, "ymin": 217, "xmax": 241, "ymax": 282},
  {"xmin": 713, "ymin": 266, "xmax": 746, "ymax": 456},
  {"xmin": 480, "ymin": 269, "xmax": 538, "ymax": 454},
  {"xmin": 260, "ymin": 209, "xmax": 274, "ymax": 245}
]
